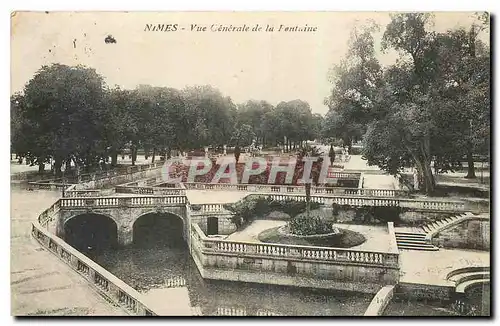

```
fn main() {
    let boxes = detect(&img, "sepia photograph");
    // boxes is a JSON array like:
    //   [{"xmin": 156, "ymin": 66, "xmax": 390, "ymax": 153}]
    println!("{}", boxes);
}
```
[{"xmin": 10, "ymin": 10, "xmax": 491, "ymax": 317}]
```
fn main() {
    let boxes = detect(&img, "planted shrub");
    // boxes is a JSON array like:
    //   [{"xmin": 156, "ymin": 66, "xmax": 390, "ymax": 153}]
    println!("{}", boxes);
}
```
[
  {"xmin": 224, "ymin": 196, "xmax": 322, "ymax": 229},
  {"xmin": 331, "ymin": 203, "xmax": 402, "ymax": 224},
  {"xmin": 289, "ymin": 211, "xmax": 333, "ymax": 236}
]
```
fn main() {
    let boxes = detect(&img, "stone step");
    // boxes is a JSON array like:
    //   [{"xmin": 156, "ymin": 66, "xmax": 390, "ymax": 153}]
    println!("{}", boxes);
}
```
[
  {"xmin": 396, "ymin": 239, "xmax": 429, "ymax": 245},
  {"xmin": 421, "ymin": 226, "xmax": 431, "ymax": 233},
  {"xmin": 396, "ymin": 234, "xmax": 425, "ymax": 240},
  {"xmin": 395, "ymin": 231, "xmax": 426, "ymax": 237},
  {"xmin": 397, "ymin": 243, "xmax": 439, "ymax": 251},
  {"xmin": 396, "ymin": 238, "xmax": 428, "ymax": 244}
]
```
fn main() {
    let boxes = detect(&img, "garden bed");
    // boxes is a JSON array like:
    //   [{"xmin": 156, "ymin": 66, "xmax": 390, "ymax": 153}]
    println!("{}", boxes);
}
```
[{"xmin": 257, "ymin": 225, "xmax": 366, "ymax": 248}]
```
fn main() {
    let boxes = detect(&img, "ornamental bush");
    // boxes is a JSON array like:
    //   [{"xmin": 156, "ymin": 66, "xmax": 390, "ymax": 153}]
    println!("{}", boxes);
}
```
[
  {"xmin": 289, "ymin": 211, "xmax": 333, "ymax": 236},
  {"xmin": 224, "ymin": 196, "xmax": 321, "ymax": 228}
]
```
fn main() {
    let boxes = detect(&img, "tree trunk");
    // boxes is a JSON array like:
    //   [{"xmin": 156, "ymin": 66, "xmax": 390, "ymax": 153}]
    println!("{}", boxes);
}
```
[
  {"xmin": 465, "ymin": 147, "xmax": 476, "ymax": 178},
  {"xmin": 167, "ymin": 148, "xmax": 172, "ymax": 160},
  {"xmin": 65, "ymin": 159, "xmax": 72, "ymax": 172},
  {"xmin": 111, "ymin": 152, "xmax": 118, "ymax": 167},
  {"xmin": 151, "ymin": 148, "xmax": 156, "ymax": 163},
  {"xmin": 131, "ymin": 146, "xmax": 137, "ymax": 166},
  {"xmin": 38, "ymin": 162, "xmax": 45, "ymax": 173},
  {"xmin": 53, "ymin": 157, "xmax": 62, "ymax": 176}
]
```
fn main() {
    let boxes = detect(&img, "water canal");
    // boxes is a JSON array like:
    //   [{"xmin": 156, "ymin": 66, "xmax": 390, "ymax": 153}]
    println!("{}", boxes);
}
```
[{"xmin": 94, "ymin": 243, "xmax": 373, "ymax": 316}]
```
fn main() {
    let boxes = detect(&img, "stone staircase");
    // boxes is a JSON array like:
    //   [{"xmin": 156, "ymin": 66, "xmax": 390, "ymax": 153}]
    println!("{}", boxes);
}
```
[
  {"xmin": 394, "ymin": 231, "xmax": 438, "ymax": 251},
  {"xmin": 395, "ymin": 212, "xmax": 476, "ymax": 251}
]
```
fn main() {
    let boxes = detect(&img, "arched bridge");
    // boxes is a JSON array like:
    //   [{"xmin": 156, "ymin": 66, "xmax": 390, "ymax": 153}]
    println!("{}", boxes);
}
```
[{"xmin": 57, "ymin": 196, "xmax": 189, "ymax": 250}]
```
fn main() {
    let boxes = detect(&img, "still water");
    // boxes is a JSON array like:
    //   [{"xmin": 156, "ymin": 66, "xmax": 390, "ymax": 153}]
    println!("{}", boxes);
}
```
[{"xmin": 94, "ymin": 244, "xmax": 373, "ymax": 316}]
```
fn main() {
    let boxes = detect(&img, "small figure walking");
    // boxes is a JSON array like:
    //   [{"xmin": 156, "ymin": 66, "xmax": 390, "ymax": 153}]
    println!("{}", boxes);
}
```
[{"xmin": 328, "ymin": 145, "xmax": 336, "ymax": 166}]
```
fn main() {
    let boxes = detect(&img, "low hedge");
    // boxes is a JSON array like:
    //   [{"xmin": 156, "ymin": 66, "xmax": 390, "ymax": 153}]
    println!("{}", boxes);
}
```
[{"xmin": 223, "ymin": 196, "xmax": 321, "ymax": 228}]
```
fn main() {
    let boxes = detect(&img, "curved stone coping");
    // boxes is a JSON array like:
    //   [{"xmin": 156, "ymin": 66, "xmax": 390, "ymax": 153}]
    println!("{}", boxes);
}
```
[
  {"xmin": 191, "ymin": 223, "xmax": 399, "ymax": 268},
  {"xmin": 363, "ymin": 285, "xmax": 395, "ymax": 316},
  {"xmin": 456, "ymin": 279, "xmax": 490, "ymax": 294},
  {"xmin": 31, "ymin": 221, "xmax": 159, "ymax": 316},
  {"xmin": 445, "ymin": 266, "xmax": 490, "ymax": 281},
  {"xmin": 425, "ymin": 214, "xmax": 489, "ymax": 241}
]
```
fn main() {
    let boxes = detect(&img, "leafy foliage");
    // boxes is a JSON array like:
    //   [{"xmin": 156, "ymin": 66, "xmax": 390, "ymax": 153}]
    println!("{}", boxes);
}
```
[
  {"xmin": 223, "ymin": 196, "xmax": 320, "ymax": 228},
  {"xmin": 289, "ymin": 211, "xmax": 333, "ymax": 236},
  {"xmin": 324, "ymin": 13, "xmax": 490, "ymax": 194}
]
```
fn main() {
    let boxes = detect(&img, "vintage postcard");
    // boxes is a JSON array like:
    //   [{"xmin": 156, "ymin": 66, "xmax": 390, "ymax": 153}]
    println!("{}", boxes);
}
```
[{"xmin": 10, "ymin": 11, "xmax": 490, "ymax": 317}]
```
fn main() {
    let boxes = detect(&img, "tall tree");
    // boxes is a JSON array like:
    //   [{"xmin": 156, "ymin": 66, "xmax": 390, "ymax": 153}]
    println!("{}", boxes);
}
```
[{"xmin": 19, "ymin": 64, "xmax": 108, "ymax": 174}]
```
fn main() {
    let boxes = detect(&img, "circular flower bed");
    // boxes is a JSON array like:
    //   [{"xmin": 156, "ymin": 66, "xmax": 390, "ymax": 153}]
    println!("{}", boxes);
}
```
[{"xmin": 258, "ymin": 224, "xmax": 366, "ymax": 248}]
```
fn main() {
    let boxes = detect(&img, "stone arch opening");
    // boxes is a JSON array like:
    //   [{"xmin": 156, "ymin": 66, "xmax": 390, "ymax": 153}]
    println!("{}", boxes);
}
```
[
  {"xmin": 132, "ymin": 212, "xmax": 185, "ymax": 248},
  {"xmin": 64, "ymin": 213, "xmax": 118, "ymax": 256}
]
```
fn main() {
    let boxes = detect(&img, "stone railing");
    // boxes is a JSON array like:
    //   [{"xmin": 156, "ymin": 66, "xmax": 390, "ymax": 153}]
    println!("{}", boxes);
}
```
[
  {"xmin": 63, "ymin": 189, "xmax": 108, "ymax": 198},
  {"xmin": 364, "ymin": 285, "xmax": 395, "ymax": 316},
  {"xmin": 27, "ymin": 162, "xmax": 165, "ymax": 190},
  {"xmin": 38, "ymin": 200, "xmax": 61, "ymax": 227},
  {"xmin": 31, "ymin": 221, "xmax": 158, "ymax": 316},
  {"xmin": 181, "ymin": 182, "xmax": 409, "ymax": 197},
  {"xmin": 28, "ymin": 180, "xmax": 76, "ymax": 190},
  {"xmin": 191, "ymin": 223, "xmax": 399, "ymax": 268},
  {"xmin": 189, "ymin": 203, "xmax": 229, "ymax": 215},
  {"xmin": 114, "ymin": 185, "xmax": 186, "ymax": 196},
  {"xmin": 244, "ymin": 193, "xmax": 466, "ymax": 212},
  {"xmin": 59, "ymin": 195, "xmax": 187, "ymax": 209}
]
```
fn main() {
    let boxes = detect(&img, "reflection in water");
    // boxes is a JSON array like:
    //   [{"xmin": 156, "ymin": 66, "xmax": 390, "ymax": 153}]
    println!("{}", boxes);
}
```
[{"xmin": 94, "ymin": 244, "xmax": 372, "ymax": 316}]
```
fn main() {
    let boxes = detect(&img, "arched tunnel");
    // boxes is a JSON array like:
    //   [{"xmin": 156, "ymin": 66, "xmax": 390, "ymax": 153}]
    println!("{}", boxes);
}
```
[
  {"xmin": 64, "ymin": 213, "xmax": 118, "ymax": 257},
  {"xmin": 132, "ymin": 213, "xmax": 185, "ymax": 248}
]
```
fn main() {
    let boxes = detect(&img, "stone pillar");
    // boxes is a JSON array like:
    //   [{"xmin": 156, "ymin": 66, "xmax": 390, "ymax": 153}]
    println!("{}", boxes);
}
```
[
  {"xmin": 223, "ymin": 144, "xmax": 227, "ymax": 156},
  {"xmin": 204, "ymin": 146, "xmax": 209, "ymax": 158},
  {"xmin": 117, "ymin": 225, "xmax": 133, "ymax": 246}
]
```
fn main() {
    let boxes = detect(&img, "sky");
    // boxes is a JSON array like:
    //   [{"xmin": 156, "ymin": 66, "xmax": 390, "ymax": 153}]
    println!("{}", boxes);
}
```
[{"xmin": 11, "ymin": 12, "xmax": 488, "ymax": 115}]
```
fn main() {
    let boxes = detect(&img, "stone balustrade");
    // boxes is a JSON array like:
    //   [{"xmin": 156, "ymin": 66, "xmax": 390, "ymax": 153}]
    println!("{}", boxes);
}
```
[
  {"xmin": 255, "ymin": 193, "xmax": 465, "ymax": 212},
  {"xmin": 60, "ymin": 195, "xmax": 187, "ymax": 209},
  {"xmin": 115, "ymin": 185, "xmax": 186, "ymax": 196},
  {"xmin": 181, "ymin": 182, "xmax": 408, "ymax": 198},
  {"xmin": 63, "ymin": 189, "xmax": 105, "ymax": 198},
  {"xmin": 31, "ymin": 221, "xmax": 158, "ymax": 316},
  {"xmin": 38, "ymin": 201, "xmax": 61, "ymax": 227},
  {"xmin": 190, "ymin": 203, "xmax": 228, "ymax": 215},
  {"xmin": 191, "ymin": 223, "xmax": 399, "ymax": 268},
  {"xmin": 27, "ymin": 162, "xmax": 164, "ymax": 190}
]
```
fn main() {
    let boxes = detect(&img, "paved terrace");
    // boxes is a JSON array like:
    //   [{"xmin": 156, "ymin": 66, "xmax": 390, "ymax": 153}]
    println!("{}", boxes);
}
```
[
  {"xmin": 399, "ymin": 249, "xmax": 490, "ymax": 287},
  {"xmin": 11, "ymin": 189, "xmax": 126, "ymax": 316}
]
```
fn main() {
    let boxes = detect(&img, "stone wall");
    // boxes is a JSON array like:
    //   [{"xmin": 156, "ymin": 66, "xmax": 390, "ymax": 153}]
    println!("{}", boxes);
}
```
[
  {"xmin": 218, "ymin": 215, "xmax": 237, "ymax": 235},
  {"xmin": 431, "ymin": 220, "xmax": 490, "ymax": 250},
  {"xmin": 191, "ymin": 224, "xmax": 400, "ymax": 294},
  {"xmin": 194, "ymin": 252, "xmax": 398, "ymax": 294},
  {"xmin": 395, "ymin": 282, "xmax": 454, "ymax": 301}
]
